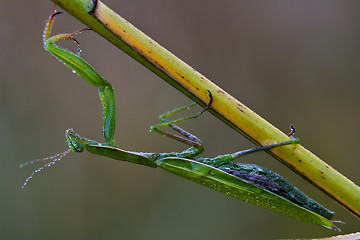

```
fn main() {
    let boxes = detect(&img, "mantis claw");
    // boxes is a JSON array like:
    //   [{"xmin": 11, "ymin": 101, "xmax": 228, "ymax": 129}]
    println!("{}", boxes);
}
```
[
  {"xmin": 199, "ymin": 90, "xmax": 213, "ymax": 115},
  {"xmin": 288, "ymin": 124, "xmax": 296, "ymax": 137}
]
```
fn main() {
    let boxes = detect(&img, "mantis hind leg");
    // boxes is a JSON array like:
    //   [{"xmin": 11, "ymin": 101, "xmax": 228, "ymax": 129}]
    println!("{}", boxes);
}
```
[{"xmin": 202, "ymin": 129, "xmax": 300, "ymax": 167}]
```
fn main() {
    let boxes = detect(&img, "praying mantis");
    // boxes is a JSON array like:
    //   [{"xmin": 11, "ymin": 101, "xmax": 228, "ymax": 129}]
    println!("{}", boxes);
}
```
[{"xmin": 21, "ymin": 5, "xmax": 343, "ymax": 231}]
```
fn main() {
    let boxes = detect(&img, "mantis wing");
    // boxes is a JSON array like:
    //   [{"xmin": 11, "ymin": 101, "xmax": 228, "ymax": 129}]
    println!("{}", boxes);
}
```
[{"xmin": 157, "ymin": 157, "xmax": 335, "ymax": 229}]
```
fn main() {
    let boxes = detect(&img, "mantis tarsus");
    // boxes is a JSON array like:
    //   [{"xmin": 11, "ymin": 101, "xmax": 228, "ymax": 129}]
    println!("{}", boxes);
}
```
[{"xmin": 21, "ymin": 5, "xmax": 343, "ymax": 231}]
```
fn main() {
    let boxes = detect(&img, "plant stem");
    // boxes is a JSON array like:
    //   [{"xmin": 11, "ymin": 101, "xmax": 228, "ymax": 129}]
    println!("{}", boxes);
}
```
[{"xmin": 50, "ymin": 0, "xmax": 360, "ymax": 218}]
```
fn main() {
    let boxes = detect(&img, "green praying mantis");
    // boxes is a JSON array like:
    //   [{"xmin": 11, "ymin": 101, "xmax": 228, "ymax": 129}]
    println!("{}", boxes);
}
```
[{"xmin": 21, "ymin": 5, "xmax": 343, "ymax": 231}]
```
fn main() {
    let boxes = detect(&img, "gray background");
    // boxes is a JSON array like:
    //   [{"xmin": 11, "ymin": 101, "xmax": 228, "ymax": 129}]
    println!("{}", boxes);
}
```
[{"xmin": 1, "ymin": 0, "xmax": 359, "ymax": 239}]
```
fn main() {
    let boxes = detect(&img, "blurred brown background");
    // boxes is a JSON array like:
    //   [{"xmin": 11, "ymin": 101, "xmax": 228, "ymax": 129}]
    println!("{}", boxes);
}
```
[{"xmin": 1, "ymin": 1, "xmax": 359, "ymax": 239}]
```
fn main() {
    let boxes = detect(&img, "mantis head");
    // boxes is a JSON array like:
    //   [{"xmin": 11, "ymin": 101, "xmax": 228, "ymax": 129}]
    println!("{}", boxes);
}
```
[{"xmin": 65, "ymin": 129, "xmax": 85, "ymax": 153}]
